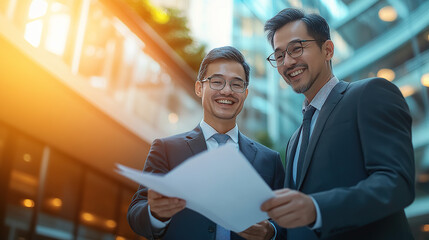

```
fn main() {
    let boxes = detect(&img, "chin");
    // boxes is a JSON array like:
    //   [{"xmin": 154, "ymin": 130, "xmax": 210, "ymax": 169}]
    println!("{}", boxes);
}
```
[{"xmin": 214, "ymin": 113, "xmax": 236, "ymax": 120}]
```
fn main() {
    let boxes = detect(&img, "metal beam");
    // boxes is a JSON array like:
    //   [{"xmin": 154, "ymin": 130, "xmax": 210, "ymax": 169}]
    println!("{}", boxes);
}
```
[{"xmin": 334, "ymin": 1, "xmax": 429, "ymax": 79}]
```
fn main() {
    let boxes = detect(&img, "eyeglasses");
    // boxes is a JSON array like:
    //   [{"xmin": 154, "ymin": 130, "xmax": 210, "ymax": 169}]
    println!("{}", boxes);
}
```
[
  {"xmin": 200, "ymin": 76, "xmax": 248, "ymax": 93},
  {"xmin": 266, "ymin": 39, "xmax": 318, "ymax": 68}
]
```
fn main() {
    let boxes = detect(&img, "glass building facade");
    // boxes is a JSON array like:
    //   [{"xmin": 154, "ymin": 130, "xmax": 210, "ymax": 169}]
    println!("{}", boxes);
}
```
[
  {"xmin": 230, "ymin": 0, "xmax": 429, "ymax": 238},
  {"xmin": 0, "ymin": 0, "xmax": 201, "ymax": 239},
  {"xmin": 1, "ymin": 0, "xmax": 429, "ymax": 239}
]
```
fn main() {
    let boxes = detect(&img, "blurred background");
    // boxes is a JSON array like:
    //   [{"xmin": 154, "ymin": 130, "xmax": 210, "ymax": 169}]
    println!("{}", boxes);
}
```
[{"xmin": 0, "ymin": 0, "xmax": 428, "ymax": 239}]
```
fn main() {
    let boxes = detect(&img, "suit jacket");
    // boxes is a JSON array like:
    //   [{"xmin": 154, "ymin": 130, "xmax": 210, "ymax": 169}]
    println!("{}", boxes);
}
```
[
  {"xmin": 128, "ymin": 125, "xmax": 285, "ymax": 240},
  {"xmin": 282, "ymin": 78, "xmax": 415, "ymax": 240}
]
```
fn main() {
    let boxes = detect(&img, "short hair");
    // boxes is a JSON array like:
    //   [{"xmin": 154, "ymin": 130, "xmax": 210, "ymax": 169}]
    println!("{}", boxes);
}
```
[
  {"xmin": 264, "ymin": 8, "xmax": 331, "ymax": 49},
  {"xmin": 197, "ymin": 46, "xmax": 250, "ymax": 83}
]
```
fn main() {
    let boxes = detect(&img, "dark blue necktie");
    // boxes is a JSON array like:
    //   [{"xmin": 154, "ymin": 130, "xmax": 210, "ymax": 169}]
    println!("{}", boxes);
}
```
[
  {"xmin": 212, "ymin": 133, "xmax": 230, "ymax": 146},
  {"xmin": 296, "ymin": 105, "xmax": 316, "ymax": 185}
]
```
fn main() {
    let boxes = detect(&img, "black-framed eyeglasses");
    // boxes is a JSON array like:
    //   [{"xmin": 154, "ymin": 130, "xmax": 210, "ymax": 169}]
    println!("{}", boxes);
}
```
[
  {"xmin": 266, "ymin": 39, "xmax": 318, "ymax": 68},
  {"xmin": 200, "ymin": 76, "xmax": 248, "ymax": 93}
]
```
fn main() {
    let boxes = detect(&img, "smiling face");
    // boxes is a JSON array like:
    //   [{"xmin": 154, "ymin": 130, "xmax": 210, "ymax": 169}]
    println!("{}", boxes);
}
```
[
  {"xmin": 273, "ymin": 20, "xmax": 334, "ymax": 101},
  {"xmin": 195, "ymin": 59, "xmax": 248, "ymax": 132}
]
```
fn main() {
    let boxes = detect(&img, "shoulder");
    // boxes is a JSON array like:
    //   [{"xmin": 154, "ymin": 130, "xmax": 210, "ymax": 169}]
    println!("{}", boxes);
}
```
[
  {"xmin": 154, "ymin": 127, "xmax": 201, "ymax": 144},
  {"xmin": 343, "ymin": 77, "xmax": 403, "ymax": 101},
  {"xmin": 350, "ymin": 78, "xmax": 410, "ymax": 119},
  {"xmin": 148, "ymin": 129, "xmax": 201, "ymax": 156},
  {"xmin": 240, "ymin": 133, "xmax": 279, "ymax": 156},
  {"xmin": 350, "ymin": 77, "xmax": 400, "ymax": 92}
]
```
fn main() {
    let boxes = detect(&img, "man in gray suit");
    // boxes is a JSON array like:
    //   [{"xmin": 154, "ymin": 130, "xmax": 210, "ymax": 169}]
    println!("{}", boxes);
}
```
[
  {"xmin": 128, "ymin": 46, "xmax": 285, "ymax": 240},
  {"xmin": 261, "ymin": 8, "xmax": 415, "ymax": 240}
]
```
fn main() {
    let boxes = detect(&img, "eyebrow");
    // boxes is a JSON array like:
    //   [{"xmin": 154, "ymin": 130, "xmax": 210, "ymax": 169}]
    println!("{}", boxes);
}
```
[
  {"xmin": 274, "ymin": 39, "xmax": 302, "ymax": 52},
  {"xmin": 209, "ymin": 73, "xmax": 244, "ymax": 81}
]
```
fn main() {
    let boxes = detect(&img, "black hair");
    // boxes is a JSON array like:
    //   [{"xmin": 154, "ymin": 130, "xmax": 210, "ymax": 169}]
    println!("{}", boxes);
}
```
[
  {"xmin": 197, "ymin": 46, "xmax": 250, "ymax": 83},
  {"xmin": 264, "ymin": 8, "xmax": 331, "ymax": 49}
]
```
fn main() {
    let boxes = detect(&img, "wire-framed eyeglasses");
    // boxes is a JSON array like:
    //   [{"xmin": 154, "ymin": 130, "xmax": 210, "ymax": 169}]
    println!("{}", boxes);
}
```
[
  {"xmin": 266, "ymin": 39, "xmax": 318, "ymax": 68},
  {"xmin": 200, "ymin": 76, "xmax": 248, "ymax": 93}
]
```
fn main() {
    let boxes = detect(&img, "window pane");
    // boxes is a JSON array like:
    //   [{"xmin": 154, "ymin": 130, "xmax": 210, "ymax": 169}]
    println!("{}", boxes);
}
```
[
  {"xmin": 78, "ymin": 172, "xmax": 119, "ymax": 239},
  {"xmin": 36, "ymin": 150, "xmax": 83, "ymax": 239},
  {"xmin": 117, "ymin": 189, "xmax": 138, "ymax": 239},
  {"xmin": 5, "ymin": 134, "xmax": 44, "ymax": 239},
  {"xmin": 0, "ymin": 0, "xmax": 8, "ymax": 14}
]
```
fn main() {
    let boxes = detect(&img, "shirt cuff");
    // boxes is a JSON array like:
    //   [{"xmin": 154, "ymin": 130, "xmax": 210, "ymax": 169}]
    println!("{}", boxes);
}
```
[
  {"xmin": 268, "ymin": 220, "xmax": 277, "ymax": 240},
  {"xmin": 148, "ymin": 205, "xmax": 171, "ymax": 230},
  {"xmin": 309, "ymin": 196, "xmax": 322, "ymax": 230}
]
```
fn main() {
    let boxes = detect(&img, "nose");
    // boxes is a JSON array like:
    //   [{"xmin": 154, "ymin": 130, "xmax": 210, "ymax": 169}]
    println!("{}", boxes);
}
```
[
  {"xmin": 281, "ymin": 53, "xmax": 297, "ymax": 68},
  {"xmin": 219, "ymin": 82, "xmax": 233, "ymax": 94}
]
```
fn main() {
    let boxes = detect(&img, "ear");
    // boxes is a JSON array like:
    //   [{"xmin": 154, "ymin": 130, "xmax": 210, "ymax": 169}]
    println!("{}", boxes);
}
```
[
  {"xmin": 243, "ymin": 88, "xmax": 249, "ymax": 100},
  {"xmin": 195, "ymin": 81, "xmax": 203, "ymax": 97},
  {"xmin": 323, "ymin": 40, "xmax": 334, "ymax": 61}
]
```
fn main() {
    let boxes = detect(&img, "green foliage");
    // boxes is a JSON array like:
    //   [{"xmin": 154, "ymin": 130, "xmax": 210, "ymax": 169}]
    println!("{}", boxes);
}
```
[
  {"xmin": 125, "ymin": 0, "xmax": 206, "ymax": 73},
  {"xmin": 255, "ymin": 131, "xmax": 274, "ymax": 149},
  {"xmin": 255, "ymin": 131, "xmax": 286, "ymax": 165}
]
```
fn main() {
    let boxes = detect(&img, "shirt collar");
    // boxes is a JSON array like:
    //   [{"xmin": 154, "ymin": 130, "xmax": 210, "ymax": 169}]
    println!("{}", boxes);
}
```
[
  {"xmin": 200, "ymin": 120, "xmax": 239, "ymax": 143},
  {"xmin": 303, "ymin": 76, "xmax": 339, "ymax": 113}
]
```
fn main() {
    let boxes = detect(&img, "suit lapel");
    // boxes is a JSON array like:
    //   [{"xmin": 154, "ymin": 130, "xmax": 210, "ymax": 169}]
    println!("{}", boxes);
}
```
[
  {"xmin": 238, "ymin": 132, "xmax": 257, "ymax": 165},
  {"xmin": 186, "ymin": 125, "xmax": 208, "ymax": 155},
  {"xmin": 285, "ymin": 127, "xmax": 301, "ymax": 188},
  {"xmin": 297, "ymin": 81, "xmax": 349, "ymax": 189},
  {"xmin": 186, "ymin": 127, "xmax": 257, "ymax": 165}
]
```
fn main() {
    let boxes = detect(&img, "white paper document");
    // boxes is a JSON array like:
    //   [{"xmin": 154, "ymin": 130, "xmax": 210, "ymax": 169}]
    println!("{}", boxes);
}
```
[{"xmin": 116, "ymin": 144, "xmax": 275, "ymax": 232}]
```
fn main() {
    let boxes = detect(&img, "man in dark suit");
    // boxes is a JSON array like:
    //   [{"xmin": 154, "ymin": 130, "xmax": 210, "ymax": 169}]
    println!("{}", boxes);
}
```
[
  {"xmin": 128, "ymin": 46, "xmax": 285, "ymax": 240},
  {"xmin": 260, "ymin": 8, "xmax": 415, "ymax": 240}
]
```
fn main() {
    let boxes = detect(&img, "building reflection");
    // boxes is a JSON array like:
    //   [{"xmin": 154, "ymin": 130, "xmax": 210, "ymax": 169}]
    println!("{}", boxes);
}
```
[
  {"xmin": 0, "ymin": 0, "xmax": 201, "ymax": 239},
  {"xmin": 1, "ymin": 0, "xmax": 429, "ymax": 239}
]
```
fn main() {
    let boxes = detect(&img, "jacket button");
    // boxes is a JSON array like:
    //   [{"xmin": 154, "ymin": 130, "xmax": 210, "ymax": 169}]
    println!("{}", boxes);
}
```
[{"xmin": 208, "ymin": 226, "xmax": 215, "ymax": 233}]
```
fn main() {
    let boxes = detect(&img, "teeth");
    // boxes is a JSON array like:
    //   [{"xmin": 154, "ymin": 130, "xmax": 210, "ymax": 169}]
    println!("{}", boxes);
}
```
[
  {"xmin": 290, "ymin": 69, "xmax": 303, "ymax": 77},
  {"xmin": 217, "ymin": 99, "xmax": 233, "ymax": 104}
]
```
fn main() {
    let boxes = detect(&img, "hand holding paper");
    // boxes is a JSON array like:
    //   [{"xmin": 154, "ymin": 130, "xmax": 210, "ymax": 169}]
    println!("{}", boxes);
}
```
[
  {"xmin": 147, "ymin": 189, "xmax": 186, "ymax": 222},
  {"xmin": 116, "ymin": 144, "xmax": 275, "ymax": 232}
]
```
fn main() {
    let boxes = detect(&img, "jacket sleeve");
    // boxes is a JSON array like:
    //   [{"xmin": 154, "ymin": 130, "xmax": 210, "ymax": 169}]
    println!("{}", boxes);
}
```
[
  {"xmin": 273, "ymin": 151, "xmax": 286, "ymax": 190},
  {"xmin": 270, "ymin": 151, "xmax": 287, "ymax": 240},
  {"xmin": 127, "ymin": 138, "xmax": 170, "ymax": 239}
]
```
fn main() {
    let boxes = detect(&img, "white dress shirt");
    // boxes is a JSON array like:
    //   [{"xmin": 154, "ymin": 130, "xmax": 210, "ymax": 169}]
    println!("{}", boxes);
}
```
[
  {"xmin": 148, "ymin": 120, "xmax": 239, "ymax": 234},
  {"xmin": 292, "ymin": 76, "xmax": 339, "ymax": 230}
]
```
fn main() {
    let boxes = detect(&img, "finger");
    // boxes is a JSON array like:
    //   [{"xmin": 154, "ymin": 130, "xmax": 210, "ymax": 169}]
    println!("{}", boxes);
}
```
[
  {"xmin": 238, "ymin": 227, "xmax": 268, "ymax": 240},
  {"xmin": 237, "ymin": 231, "xmax": 259, "ymax": 240},
  {"xmin": 275, "ymin": 213, "xmax": 302, "ymax": 228},
  {"xmin": 150, "ymin": 201, "xmax": 187, "ymax": 220},
  {"xmin": 149, "ymin": 197, "xmax": 186, "ymax": 210},
  {"xmin": 274, "ymin": 188, "xmax": 292, "ymax": 195},
  {"xmin": 261, "ymin": 189, "xmax": 293, "ymax": 211},
  {"xmin": 149, "ymin": 189, "xmax": 182, "ymax": 201},
  {"xmin": 152, "ymin": 204, "xmax": 186, "ymax": 217},
  {"xmin": 148, "ymin": 189, "xmax": 167, "ymax": 200},
  {"xmin": 269, "ymin": 201, "xmax": 308, "ymax": 228},
  {"xmin": 151, "ymin": 200, "xmax": 186, "ymax": 212},
  {"xmin": 148, "ymin": 189, "xmax": 186, "ymax": 204},
  {"xmin": 266, "ymin": 200, "xmax": 295, "ymax": 220},
  {"xmin": 242, "ymin": 224, "xmax": 263, "ymax": 235}
]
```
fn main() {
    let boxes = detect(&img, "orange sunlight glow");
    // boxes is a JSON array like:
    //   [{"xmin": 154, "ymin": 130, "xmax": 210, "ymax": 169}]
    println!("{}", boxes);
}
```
[
  {"xmin": 378, "ymin": 6, "xmax": 397, "ymax": 22},
  {"xmin": 28, "ymin": 0, "xmax": 48, "ymax": 19},
  {"xmin": 421, "ymin": 73, "xmax": 429, "ymax": 87},
  {"xmin": 81, "ymin": 212, "xmax": 95, "ymax": 222},
  {"xmin": 24, "ymin": 0, "xmax": 70, "ymax": 55},
  {"xmin": 399, "ymin": 85, "xmax": 415, "ymax": 98},
  {"xmin": 45, "ymin": 13, "xmax": 70, "ymax": 55},
  {"xmin": 49, "ymin": 197, "xmax": 63, "ymax": 208},
  {"xmin": 105, "ymin": 219, "xmax": 117, "ymax": 228},
  {"xmin": 22, "ymin": 199, "xmax": 35, "ymax": 208}
]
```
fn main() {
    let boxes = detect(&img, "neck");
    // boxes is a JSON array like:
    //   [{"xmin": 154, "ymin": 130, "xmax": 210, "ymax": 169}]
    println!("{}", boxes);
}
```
[
  {"xmin": 205, "ymin": 119, "xmax": 236, "ymax": 134},
  {"xmin": 305, "ymin": 72, "xmax": 333, "ymax": 103}
]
